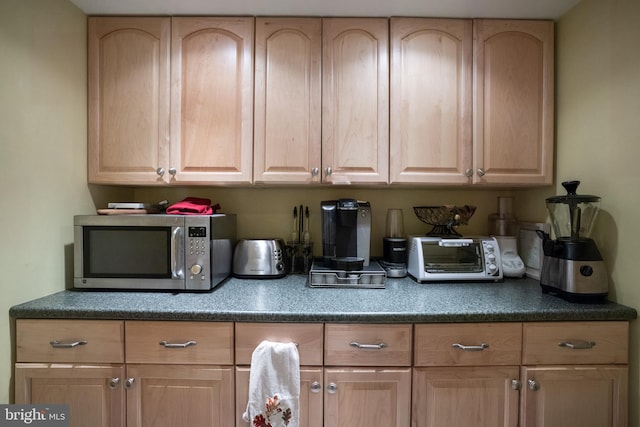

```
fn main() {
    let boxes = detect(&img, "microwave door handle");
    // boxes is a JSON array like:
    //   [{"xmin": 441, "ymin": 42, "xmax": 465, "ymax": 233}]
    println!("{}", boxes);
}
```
[{"xmin": 171, "ymin": 227, "xmax": 185, "ymax": 279}]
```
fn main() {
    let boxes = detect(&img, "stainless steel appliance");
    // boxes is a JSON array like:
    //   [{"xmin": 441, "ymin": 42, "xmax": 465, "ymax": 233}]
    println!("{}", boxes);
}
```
[
  {"xmin": 233, "ymin": 239, "xmax": 287, "ymax": 279},
  {"xmin": 74, "ymin": 214, "xmax": 236, "ymax": 291},
  {"xmin": 537, "ymin": 181, "xmax": 608, "ymax": 303},
  {"xmin": 381, "ymin": 208, "xmax": 407, "ymax": 278},
  {"xmin": 407, "ymin": 236, "xmax": 503, "ymax": 282},
  {"xmin": 321, "ymin": 199, "xmax": 371, "ymax": 266}
]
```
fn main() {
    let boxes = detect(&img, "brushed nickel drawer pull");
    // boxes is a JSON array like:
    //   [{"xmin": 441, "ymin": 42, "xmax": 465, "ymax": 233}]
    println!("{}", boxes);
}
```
[
  {"xmin": 50, "ymin": 340, "xmax": 87, "ymax": 348},
  {"xmin": 452, "ymin": 343, "xmax": 489, "ymax": 351},
  {"xmin": 559, "ymin": 340, "xmax": 596, "ymax": 350},
  {"xmin": 159, "ymin": 340, "xmax": 197, "ymax": 348},
  {"xmin": 349, "ymin": 341, "xmax": 388, "ymax": 350}
]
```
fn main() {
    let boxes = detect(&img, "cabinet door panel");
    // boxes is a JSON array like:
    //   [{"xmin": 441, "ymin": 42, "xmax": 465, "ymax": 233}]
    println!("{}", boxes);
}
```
[
  {"xmin": 171, "ymin": 17, "xmax": 254, "ymax": 184},
  {"xmin": 413, "ymin": 366, "xmax": 519, "ymax": 427},
  {"xmin": 520, "ymin": 365, "xmax": 628, "ymax": 427},
  {"xmin": 390, "ymin": 18, "xmax": 472, "ymax": 184},
  {"xmin": 322, "ymin": 18, "xmax": 389, "ymax": 184},
  {"xmin": 236, "ymin": 367, "xmax": 323, "ymax": 427},
  {"xmin": 15, "ymin": 363, "xmax": 125, "ymax": 427},
  {"xmin": 254, "ymin": 18, "xmax": 322, "ymax": 183},
  {"xmin": 324, "ymin": 368, "xmax": 411, "ymax": 427},
  {"xmin": 473, "ymin": 20, "xmax": 554, "ymax": 185},
  {"xmin": 126, "ymin": 364, "xmax": 234, "ymax": 427},
  {"xmin": 88, "ymin": 17, "xmax": 170, "ymax": 185}
]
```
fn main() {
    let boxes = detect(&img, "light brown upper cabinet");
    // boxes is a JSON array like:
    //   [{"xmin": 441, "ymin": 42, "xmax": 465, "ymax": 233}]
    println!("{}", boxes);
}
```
[
  {"xmin": 473, "ymin": 20, "xmax": 554, "ymax": 185},
  {"xmin": 253, "ymin": 18, "xmax": 322, "ymax": 184},
  {"xmin": 390, "ymin": 18, "xmax": 473, "ymax": 185},
  {"xmin": 88, "ymin": 17, "xmax": 254, "ymax": 185},
  {"xmin": 322, "ymin": 18, "xmax": 390, "ymax": 184},
  {"xmin": 88, "ymin": 17, "xmax": 171, "ymax": 185},
  {"xmin": 171, "ymin": 17, "xmax": 254, "ymax": 184},
  {"xmin": 390, "ymin": 18, "xmax": 553, "ymax": 186}
]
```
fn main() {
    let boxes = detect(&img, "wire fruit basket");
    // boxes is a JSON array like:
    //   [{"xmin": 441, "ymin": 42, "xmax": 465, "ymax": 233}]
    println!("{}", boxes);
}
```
[{"xmin": 413, "ymin": 205, "xmax": 477, "ymax": 237}]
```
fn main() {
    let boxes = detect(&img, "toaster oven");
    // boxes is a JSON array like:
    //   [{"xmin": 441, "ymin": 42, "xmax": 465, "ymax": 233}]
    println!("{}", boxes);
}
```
[{"xmin": 407, "ymin": 236, "xmax": 503, "ymax": 282}]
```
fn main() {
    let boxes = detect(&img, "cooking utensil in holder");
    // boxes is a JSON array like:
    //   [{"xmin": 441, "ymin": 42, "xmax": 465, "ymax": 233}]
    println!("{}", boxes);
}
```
[{"xmin": 286, "ymin": 241, "xmax": 314, "ymax": 274}]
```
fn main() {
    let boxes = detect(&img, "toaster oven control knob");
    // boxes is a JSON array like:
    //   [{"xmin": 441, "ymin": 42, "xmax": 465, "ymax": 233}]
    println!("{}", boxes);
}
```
[
  {"xmin": 190, "ymin": 264, "xmax": 202, "ymax": 275},
  {"xmin": 486, "ymin": 253, "xmax": 496, "ymax": 262},
  {"xmin": 488, "ymin": 263, "xmax": 498, "ymax": 273},
  {"xmin": 276, "ymin": 262, "xmax": 285, "ymax": 271}
]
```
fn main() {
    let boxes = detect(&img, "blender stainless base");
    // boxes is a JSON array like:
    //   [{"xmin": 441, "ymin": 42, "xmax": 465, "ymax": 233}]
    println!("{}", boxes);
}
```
[{"xmin": 540, "ymin": 256, "xmax": 608, "ymax": 303}]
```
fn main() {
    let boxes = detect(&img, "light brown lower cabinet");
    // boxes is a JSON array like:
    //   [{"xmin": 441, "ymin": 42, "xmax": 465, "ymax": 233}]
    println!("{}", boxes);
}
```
[
  {"xmin": 14, "ymin": 319, "xmax": 630, "ymax": 427},
  {"xmin": 14, "ymin": 363, "xmax": 126, "ymax": 427},
  {"xmin": 412, "ymin": 366, "xmax": 519, "ymax": 426},
  {"xmin": 324, "ymin": 367, "xmax": 411, "ymax": 427},
  {"xmin": 520, "ymin": 365, "xmax": 628, "ymax": 427}
]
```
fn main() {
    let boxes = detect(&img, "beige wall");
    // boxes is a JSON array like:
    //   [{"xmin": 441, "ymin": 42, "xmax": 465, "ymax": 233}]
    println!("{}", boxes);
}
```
[
  {"xmin": 557, "ymin": 0, "xmax": 640, "ymax": 424},
  {"xmin": 3, "ymin": 0, "xmax": 639, "ymax": 423},
  {"xmin": 0, "ymin": 0, "xmax": 130, "ymax": 403}
]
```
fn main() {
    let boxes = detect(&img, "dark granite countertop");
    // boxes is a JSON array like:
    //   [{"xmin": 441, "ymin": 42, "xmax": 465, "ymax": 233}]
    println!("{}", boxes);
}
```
[{"xmin": 9, "ymin": 276, "xmax": 637, "ymax": 323}]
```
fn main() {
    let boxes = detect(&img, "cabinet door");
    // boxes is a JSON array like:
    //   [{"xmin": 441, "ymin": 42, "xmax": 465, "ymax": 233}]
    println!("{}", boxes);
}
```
[
  {"xmin": 88, "ymin": 17, "xmax": 170, "ymax": 185},
  {"xmin": 254, "ymin": 18, "xmax": 322, "ymax": 184},
  {"xmin": 322, "ymin": 18, "xmax": 389, "ymax": 184},
  {"xmin": 171, "ymin": 17, "xmax": 254, "ymax": 184},
  {"xmin": 15, "ymin": 363, "xmax": 125, "ymax": 427},
  {"xmin": 126, "ymin": 364, "xmax": 234, "ymax": 427},
  {"xmin": 324, "ymin": 368, "xmax": 411, "ymax": 427},
  {"xmin": 520, "ymin": 365, "xmax": 628, "ymax": 427},
  {"xmin": 236, "ymin": 367, "xmax": 323, "ymax": 427},
  {"xmin": 390, "ymin": 18, "xmax": 473, "ymax": 184},
  {"xmin": 412, "ymin": 366, "xmax": 519, "ymax": 427},
  {"xmin": 473, "ymin": 20, "xmax": 554, "ymax": 185}
]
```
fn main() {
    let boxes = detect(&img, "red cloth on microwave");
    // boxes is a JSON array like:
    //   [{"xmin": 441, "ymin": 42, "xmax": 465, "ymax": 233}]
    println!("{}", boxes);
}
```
[{"xmin": 166, "ymin": 197, "xmax": 220, "ymax": 215}]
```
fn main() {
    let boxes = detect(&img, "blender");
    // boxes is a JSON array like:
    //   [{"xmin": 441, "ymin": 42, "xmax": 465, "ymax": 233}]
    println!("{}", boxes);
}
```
[{"xmin": 537, "ymin": 181, "xmax": 608, "ymax": 303}]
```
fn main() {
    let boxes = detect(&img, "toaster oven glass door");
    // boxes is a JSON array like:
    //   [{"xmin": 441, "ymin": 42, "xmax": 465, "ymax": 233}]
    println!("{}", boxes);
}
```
[
  {"xmin": 421, "ymin": 241, "xmax": 483, "ymax": 273},
  {"xmin": 83, "ymin": 226, "xmax": 171, "ymax": 278}
]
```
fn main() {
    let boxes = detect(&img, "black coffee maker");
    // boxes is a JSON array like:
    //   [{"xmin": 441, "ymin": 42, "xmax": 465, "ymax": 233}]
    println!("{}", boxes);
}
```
[
  {"xmin": 537, "ymin": 181, "xmax": 608, "ymax": 303},
  {"xmin": 321, "ymin": 199, "xmax": 371, "ymax": 266}
]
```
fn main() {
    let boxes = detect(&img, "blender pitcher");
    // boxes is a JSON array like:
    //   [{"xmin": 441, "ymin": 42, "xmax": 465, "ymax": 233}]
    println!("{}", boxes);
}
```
[{"xmin": 538, "ymin": 181, "xmax": 608, "ymax": 303}]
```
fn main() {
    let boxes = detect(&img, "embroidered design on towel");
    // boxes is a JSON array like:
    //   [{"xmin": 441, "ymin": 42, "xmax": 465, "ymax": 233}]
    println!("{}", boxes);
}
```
[{"xmin": 252, "ymin": 395, "xmax": 292, "ymax": 427}]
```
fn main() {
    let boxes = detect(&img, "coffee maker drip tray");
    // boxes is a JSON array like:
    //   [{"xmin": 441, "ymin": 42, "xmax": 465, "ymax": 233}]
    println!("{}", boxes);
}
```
[{"xmin": 309, "ymin": 259, "xmax": 386, "ymax": 289}]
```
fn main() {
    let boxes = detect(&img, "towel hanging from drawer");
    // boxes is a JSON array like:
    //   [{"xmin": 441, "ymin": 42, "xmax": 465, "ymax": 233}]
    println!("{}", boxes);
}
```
[{"xmin": 243, "ymin": 340, "xmax": 300, "ymax": 427}]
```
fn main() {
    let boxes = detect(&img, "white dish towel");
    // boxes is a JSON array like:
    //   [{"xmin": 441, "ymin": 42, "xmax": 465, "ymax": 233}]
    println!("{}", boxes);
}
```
[{"xmin": 243, "ymin": 340, "xmax": 300, "ymax": 427}]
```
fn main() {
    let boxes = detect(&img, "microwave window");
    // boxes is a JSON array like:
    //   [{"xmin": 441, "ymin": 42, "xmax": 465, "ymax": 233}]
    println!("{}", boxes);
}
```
[
  {"xmin": 84, "ymin": 227, "xmax": 171, "ymax": 278},
  {"xmin": 422, "ymin": 243, "xmax": 483, "ymax": 273}
]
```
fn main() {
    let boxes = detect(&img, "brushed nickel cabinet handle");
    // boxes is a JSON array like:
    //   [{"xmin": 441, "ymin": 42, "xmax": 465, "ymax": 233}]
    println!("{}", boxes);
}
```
[
  {"xmin": 349, "ymin": 341, "xmax": 388, "ymax": 350},
  {"xmin": 327, "ymin": 383, "xmax": 337, "ymax": 394},
  {"xmin": 125, "ymin": 378, "xmax": 135, "ymax": 389},
  {"xmin": 310, "ymin": 381, "xmax": 321, "ymax": 393},
  {"xmin": 528, "ymin": 379, "xmax": 540, "ymax": 391},
  {"xmin": 452, "ymin": 343, "xmax": 489, "ymax": 351},
  {"xmin": 50, "ymin": 340, "xmax": 87, "ymax": 348},
  {"xmin": 108, "ymin": 378, "xmax": 120, "ymax": 389},
  {"xmin": 159, "ymin": 340, "xmax": 197, "ymax": 348},
  {"xmin": 477, "ymin": 168, "xmax": 486, "ymax": 177},
  {"xmin": 559, "ymin": 340, "xmax": 596, "ymax": 349},
  {"xmin": 156, "ymin": 167, "xmax": 165, "ymax": 177}
]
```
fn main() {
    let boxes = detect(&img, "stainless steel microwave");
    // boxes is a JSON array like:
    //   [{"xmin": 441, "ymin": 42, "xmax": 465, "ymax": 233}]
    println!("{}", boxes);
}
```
[
  {"xmin": 74, "ymin": 214, "xmax": 236, "ymax": 291},
  {"xmin": 407, "ymin": 236, "xmax": 503, "ymax": 282}
]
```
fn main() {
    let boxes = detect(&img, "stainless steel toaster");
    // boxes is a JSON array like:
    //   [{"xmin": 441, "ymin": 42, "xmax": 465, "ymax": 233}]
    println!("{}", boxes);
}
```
[{"xmin": 233, "ymin": 239, "xmax": 287, "ymax": 278}]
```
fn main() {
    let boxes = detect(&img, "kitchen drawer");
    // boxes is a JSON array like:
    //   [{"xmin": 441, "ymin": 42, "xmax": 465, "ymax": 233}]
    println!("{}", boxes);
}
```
[
  {"xmin": 16, "ymin": 319, "xmax": 124, "ymax": 363},
  {"xmin": 414, "ymin": 323, "xmax": 522, "ymax": 366},
  {"xmin": 125, "ymin": 321, "xmax": 233, "ymax": 364},
  {"xmin": 235, "ymin": 323, "xmax": 324, "ymax": 366},
  {"xmin": 522, "ymin": 321, "xmax": 628, "ymax": 365},
  {"xmin": 325, "ymin": 324, "xmax": 412, "ymax": 366}
]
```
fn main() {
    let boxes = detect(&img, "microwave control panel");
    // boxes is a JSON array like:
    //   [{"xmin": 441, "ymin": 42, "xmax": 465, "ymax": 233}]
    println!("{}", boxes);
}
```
[{"xmin": 186, "ymin": 225, "xmax": 210, "ymax": 282}]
